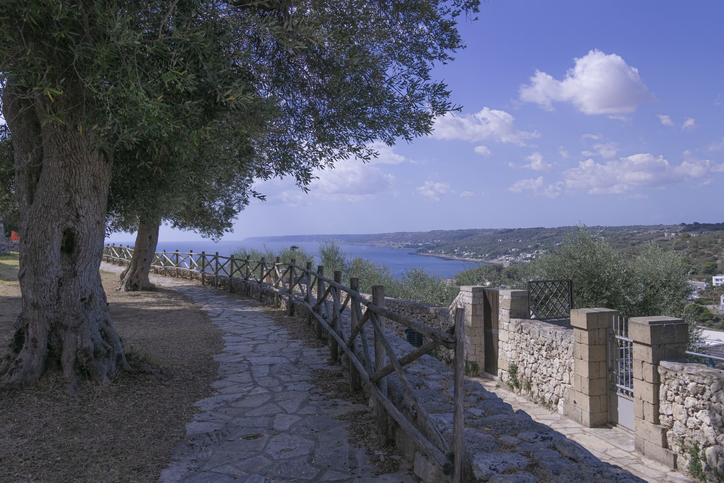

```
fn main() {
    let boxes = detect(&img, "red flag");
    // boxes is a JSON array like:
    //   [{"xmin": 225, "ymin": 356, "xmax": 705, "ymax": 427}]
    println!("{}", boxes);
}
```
[{"xmin": 10, "ymin": 231, "xmax": 19, "ymax": 242}]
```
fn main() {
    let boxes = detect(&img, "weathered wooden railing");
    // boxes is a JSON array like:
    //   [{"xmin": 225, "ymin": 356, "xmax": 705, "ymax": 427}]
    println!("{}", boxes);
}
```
[{"xmin": 103, "ymin": 244, "xmax": 466, "ymax": 481}]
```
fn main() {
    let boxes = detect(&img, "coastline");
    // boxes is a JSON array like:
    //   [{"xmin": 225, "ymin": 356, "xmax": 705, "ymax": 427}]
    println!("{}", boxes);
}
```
[{"xmin": 410, "ymin": 252, "xmax": 496, "ymax": 265}]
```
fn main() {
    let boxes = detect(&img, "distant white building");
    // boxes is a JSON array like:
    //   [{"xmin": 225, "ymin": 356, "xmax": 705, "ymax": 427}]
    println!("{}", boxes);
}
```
[
  {"xmin": 713, "ymin": 274, "xmax": 724, "ymax": 287},
  {"xmin": 721, "ymin": 294, "xmax": 724, "ymax": 310}
]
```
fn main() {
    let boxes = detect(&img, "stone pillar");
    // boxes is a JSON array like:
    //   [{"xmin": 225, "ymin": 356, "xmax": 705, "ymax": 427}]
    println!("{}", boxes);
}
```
[
  {"xmin": 629, "ymin": 316, "xmax": 689, "ymax": 468},
  {"xmin": 0, "ymin": 215, "xmax": 5, "ymax": 244},
  {"xmin": 497, "ymin": 290, "xmax": 528, "ymax": 373},
  {"xmin": 457, "ymin": 286, "xmax": 485, "ymax": 369},
  {"xmin": 564, "ymin": 308, "xmax": 617, "ymax": 427}
]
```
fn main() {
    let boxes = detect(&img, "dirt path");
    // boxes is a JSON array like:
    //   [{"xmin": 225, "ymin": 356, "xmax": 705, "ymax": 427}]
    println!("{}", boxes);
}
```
[{"xmin": 0, "ymin": 262, "xmax": 224, "ymax": 482}]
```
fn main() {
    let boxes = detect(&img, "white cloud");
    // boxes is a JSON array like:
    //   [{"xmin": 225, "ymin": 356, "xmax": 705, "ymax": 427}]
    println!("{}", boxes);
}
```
[
  {"xmin": 416, "ymin": 181, "xmax": 451, "ymax": 201},
  {"xmin": 523, "ymin": 152, "xmax": 552, "ymax": 172},
  {"xmin": 432, "ymin": 108, "xmax": 539, "ymax": 146},
  {"xmin": 657, "ymin": 114, "xmax": 675, "ymax": 126},
  {"xmin": 508, "ymin": 177, "xmax": 561, "ymax": 198},
  {"xmin": 593, "ymin": 142, "xmax": 618, "ymax": 159},
  {"xmin": 709, "ymin": 138, "xmax": 724, "ymax": 151},
  {"xmin": 459, "ymin": 191, "xmax": 476, "ymax": 198},
  {"xmin": 519, "ymin": 50, "xmax": 654, "ymax": 115},
  {"xmin": 474, "ymin": 145, "xmax": 492, "ymax": 156},
  {"xmin": 368, "ymin": 142, "xmax": 408, "ymax": 165},
  {"xmin": 562, "ymin": 153, "xmax": 724, "ymax": 194},
  {"xmin": 582, "ymin": 133, "xmax": 601, "ymax": 140},
  {"xmin": 251, "ymin": 156, "xmax": 400, "ymax": 205},
  {"xmin": 311, "ymin": 160, "xmax": 395, "ymax": 202},
  {"xmin": 559, "ymin": 146, "xmax": 570, "ymax": 158},
  {"xmin": 682, "ymin": 117, "xmax": 697, "ymax": 131}
]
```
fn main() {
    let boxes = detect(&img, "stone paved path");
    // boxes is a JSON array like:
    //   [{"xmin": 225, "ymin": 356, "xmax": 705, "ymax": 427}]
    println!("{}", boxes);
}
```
[
  {"xmin": 101, "ymin": 264, "xmax": 415, "ymax": 482},
  {"xmin": 472, "ymin": 376, "xmax": 695, "ymax": 483}
]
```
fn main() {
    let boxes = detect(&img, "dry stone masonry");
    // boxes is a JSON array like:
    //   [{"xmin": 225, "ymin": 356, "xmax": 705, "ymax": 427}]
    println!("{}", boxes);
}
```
[
  {"xmin": 499, "ymin": 318, "xmax": 573, "ymax": 412},
  {"xmin": 496, "ymin": 290, "xmax": 574, "ymax": 413},
  {"xmin": 659, "ymin": 360, "xmax": 724, "ymax": 479}
]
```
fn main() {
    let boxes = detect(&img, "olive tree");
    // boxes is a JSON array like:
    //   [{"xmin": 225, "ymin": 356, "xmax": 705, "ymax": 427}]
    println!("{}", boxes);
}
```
[
  {"xmin": 523, "ymin": 226, "xmax": 691, "ymax": 318},
  {"xmin": 0, "ymin": 0, "xmax": 480, "ymax": 387}
]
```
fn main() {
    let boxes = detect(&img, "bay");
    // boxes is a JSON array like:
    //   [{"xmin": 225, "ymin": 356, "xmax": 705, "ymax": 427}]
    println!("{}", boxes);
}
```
[{"xmin": 104, "ymin": 238, "xmax": 482, "ymax": 279}]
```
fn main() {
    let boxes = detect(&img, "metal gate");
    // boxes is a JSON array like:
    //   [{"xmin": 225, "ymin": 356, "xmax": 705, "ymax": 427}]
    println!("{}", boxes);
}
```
[{"xmin": 608, "ymin": 315, "xmax": 634, "ymax": 430}]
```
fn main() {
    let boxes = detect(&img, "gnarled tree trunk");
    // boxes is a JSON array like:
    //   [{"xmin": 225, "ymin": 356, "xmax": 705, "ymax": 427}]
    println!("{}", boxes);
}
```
[
  {"xmin": 120, "ymin": 215, "xmax": 162, "ymax": 292},
  {"xmin": 1, "ymin": 81, "xmax": 128, "ymax": 388}
]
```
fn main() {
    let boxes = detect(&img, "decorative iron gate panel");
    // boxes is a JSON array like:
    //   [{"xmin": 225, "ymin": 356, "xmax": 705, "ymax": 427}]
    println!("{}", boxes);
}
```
[
  {"xmin": 527, "ymin": 279, "xmax": 573, "ymax": 320},
  {"xmin": 608, "ymin": 315, "xmax": 634, "ymax": 430}
]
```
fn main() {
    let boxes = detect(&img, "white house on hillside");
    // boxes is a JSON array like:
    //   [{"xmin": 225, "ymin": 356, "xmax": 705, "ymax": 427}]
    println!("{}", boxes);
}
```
[{"xmin": 713, "ymin": 274, "xmax": 724, "ymax": 287}]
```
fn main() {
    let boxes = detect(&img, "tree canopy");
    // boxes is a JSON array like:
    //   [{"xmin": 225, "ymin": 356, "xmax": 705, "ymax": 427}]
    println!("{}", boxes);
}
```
[
  {"xmin": 0, "ymin": 0, "xmax": 480, "ymax": 386},
  {"xmin": 523, "ymin": 227, "xmax": 692, "ymax": 319}
]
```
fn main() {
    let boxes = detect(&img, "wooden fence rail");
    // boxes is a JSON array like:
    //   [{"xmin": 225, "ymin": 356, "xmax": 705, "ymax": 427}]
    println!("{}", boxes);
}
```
[{"xmin": 103, "ymin": 244, "xmax": 466, "ymax": 481}]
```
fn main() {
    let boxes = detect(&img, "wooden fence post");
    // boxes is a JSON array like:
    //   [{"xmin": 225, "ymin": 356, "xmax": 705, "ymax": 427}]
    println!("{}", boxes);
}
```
[
  {"xmin": 189, "ymin": 250, "xmax": 193, "ymax": 270},
  {"xmin": 274, "ymin": 257, "xmax": 281, "ymax": 307},
  {"xmin": 229, "ymin": 255, "xmax": 235, "ymax": 293},
  {"xmin": 244, "ymin": 255, "xmax": 251, "ymax": 296},
  {"xmin": 259, "ymin": 257, "xmax": 266, "ymax": 301},
  {"xmin": 452, "ymin": 306, "xmax": 465, "ymax": 483},
  {"xmin": 305, "ymin": 262, "xmax": 313, "ymax": 325},
  {"xmin": 214, "ymin": 252, "xmax": 219, "ymax": 288},
  {"xmin": 287, "ymin": 259, "xmax": 295, "ymax": 316},
  {"xmin": 330, "ymin": 271, "xmax": 342, "ymax": 361},
  {"xmin": 349, "ymin": 278, "xmax": 361, "ymax": 392},
  {"xmin": 316, "ymin": 266, "xmax": 324, "ymax": 339},
  {"xmin": 372, "ymin": 285, "xmax": 391, "ymax": 446},
  {"xmin": 201, "ymin": 251, "xmax": 206, "ymax": 285}
]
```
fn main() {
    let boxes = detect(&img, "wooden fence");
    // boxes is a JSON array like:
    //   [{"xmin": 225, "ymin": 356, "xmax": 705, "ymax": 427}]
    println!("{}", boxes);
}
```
[{"xmin": 103, "ymin": 245, "xmax": 466, "ymax": 481}]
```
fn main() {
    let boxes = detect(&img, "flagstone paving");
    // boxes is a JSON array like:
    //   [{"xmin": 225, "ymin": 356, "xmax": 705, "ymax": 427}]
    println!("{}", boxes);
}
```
[
  {"xmin": 471, "ymin": 376, "xmax": 695, "ymax": 483},
  {"xmin": 101, "ymin": 263, "xmax": 415, "ymax": 482}
]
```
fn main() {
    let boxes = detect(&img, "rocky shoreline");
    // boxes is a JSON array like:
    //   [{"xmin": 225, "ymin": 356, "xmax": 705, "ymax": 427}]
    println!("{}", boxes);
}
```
[{"xmin": 410, "ymin": 251, "xmax": 496, "ymax": 265}]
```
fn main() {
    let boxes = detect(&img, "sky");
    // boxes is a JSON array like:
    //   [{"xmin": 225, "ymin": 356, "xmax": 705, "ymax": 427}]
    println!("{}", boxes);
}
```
[{"xmin": 128, "ymin": 1, "xmax": 724, "ymax": 242}]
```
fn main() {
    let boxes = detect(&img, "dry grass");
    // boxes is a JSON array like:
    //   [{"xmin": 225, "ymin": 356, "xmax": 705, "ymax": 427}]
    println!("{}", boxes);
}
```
[{"xmin": 0, "ymin": 264, "xmax": 224, "ymax": 482}]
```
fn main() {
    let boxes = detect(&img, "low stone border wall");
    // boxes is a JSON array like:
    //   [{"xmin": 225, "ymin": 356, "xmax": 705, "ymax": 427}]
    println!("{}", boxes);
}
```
[
  {"xmin": 498, "ymin": 318, "xmax": 574, "ymax": 412},
  {"xmin": 659, "ymin": 360, "xmax": 724, "ymax": 479}
]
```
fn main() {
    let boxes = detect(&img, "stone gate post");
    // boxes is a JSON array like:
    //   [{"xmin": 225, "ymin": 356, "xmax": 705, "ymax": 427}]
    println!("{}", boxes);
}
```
[
  {"xmin": 629, "ymin": 316, "xmax": 689, "ymax": 468},
  {"xmin": 565, "ymin": 308, "xmax": 618, "ymax": 427},
  {"xmin": 456, "ymin": 286, "xmax": 485, "ymax": 370}
]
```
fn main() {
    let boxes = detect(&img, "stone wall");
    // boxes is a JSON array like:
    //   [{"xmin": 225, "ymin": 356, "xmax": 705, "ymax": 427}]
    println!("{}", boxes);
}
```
[
  {"xmin": 494, "ymin": 290, "xmax": 574, "ymax": 412},
  {"xmin": 499, "ymin": 318, "xmax": 574, "ymax": 412},
  {"xmin": 659, "ymin": 361, "xmax": 724, "ymax": 478}
]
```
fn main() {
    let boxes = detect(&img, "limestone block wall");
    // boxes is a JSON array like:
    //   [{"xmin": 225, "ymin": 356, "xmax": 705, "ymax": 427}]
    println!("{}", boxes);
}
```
[
  {"xmin": 496, "ymin": 290, "xmax": 529, "ymax": 373},
  {"xmin": 498, "ymin": 318, "xmax": 574, "ymax": 412},
  {"xmin": 659, "ymin": 361, "xmax": 724, "ymax": 477},
  {"xmin": 447, "ymin": 287, "xmax": 485, "ymax": 370}
]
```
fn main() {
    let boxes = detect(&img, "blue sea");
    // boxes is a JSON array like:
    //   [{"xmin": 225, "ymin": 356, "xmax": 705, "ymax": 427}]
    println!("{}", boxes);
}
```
[{"xmin": 104, "ymin": 238, "xmax": 482, "ymax": 279}]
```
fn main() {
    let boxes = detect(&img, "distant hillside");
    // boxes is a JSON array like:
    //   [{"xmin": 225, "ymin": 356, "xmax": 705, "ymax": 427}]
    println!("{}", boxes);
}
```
[{"xmin": 246, "ymin": 222, "xmax": 724, "ymax": 278}]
